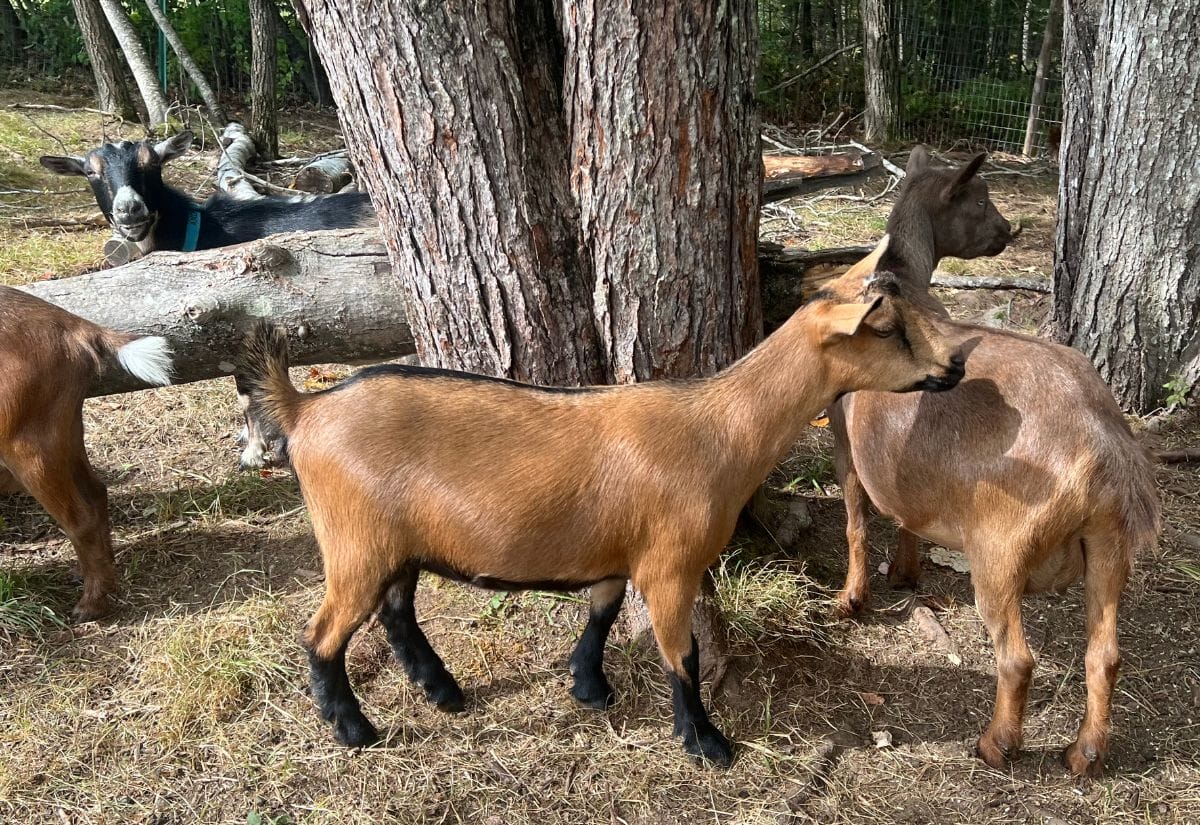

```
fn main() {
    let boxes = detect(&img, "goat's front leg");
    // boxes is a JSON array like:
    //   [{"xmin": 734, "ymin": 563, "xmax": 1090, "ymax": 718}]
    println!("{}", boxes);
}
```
[
  {"xmin": 1064, "ymin": 539, "xmax": 1129, "ymax": 778},
  {"xmin": 378, "ymin": 562, "xmax": 465, "ymax": 712},
  {"xmin": 568, "ymin": 578, "xmax": 626, "ymax": 709},
  {"xmin": 639, "ymin": 570, "xmax": 733, "ymax": 766},
  {"xmin": 887, "ymin": 529, "xmax": 923, "ymax": 590},
  {"xmin": 5, "ymin": 429, "xmax": 116, "ymax": 621},
  {"xmin": 974, "ymin": 569, "xmax": 1034, "ymax": 770},
  {"xmin": 835, "ymin": 460, "xmax": 873, "ymax": 617}
]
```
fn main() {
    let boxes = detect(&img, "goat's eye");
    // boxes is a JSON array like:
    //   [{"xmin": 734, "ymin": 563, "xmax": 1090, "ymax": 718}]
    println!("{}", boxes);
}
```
[{"xmin": 871, "ymin": 325, "xmax": 897, "ymax": 339}]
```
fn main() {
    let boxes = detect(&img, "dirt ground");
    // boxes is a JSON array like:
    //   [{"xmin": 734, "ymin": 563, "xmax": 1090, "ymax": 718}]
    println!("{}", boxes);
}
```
[{"xmin": 1, "ymin": 96, "xmax": 1198, "ymax": 825}]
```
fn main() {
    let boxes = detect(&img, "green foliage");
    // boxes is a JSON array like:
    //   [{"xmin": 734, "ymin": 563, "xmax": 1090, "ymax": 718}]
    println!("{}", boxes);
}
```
[{"xmin": 1164, "ymin": 373, "xmax": 1192, "ymax": 412}]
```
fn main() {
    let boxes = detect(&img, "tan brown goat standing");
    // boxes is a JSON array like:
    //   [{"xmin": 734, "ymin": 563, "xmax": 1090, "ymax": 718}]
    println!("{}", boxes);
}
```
[
  {"xmin": 830, "ymin": 147, "xmax": 1159, "ymax": 777},
  {"xmin": 0, "ymin": 287, "xmax": 172, "ymax": 620},
  {"xmin": 238, "ymin": 238, "xmax": 972, "ymax": 764}
]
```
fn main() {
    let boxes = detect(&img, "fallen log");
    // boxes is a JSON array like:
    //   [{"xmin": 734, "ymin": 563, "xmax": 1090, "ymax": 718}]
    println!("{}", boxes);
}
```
[
  {"xmin": 17, "ymin": 228, "xmax": 414, "ymax": 397},
  {"xmin": 293, "ymin": 155, "xmax": 354, "ymax": 193},
  {"xmin": 761, "ymin": 150, "xmax": 883, "ymax": 203}
]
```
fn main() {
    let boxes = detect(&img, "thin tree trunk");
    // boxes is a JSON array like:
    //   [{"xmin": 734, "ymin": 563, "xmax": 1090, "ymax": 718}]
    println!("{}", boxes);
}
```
[
  {"xmin": 862, "ymin": 0, "xmax": 898, "ymax": 143},
  {"xmin": 72, "ymin": 0, "xmax": 137, "ymax": 119},
  {"xmin": 97, "ymin": 0, "xmax": 169, "ymax": 127},
  {"xmin": 141, "ymin": 0, "xmax": 227, "ymax": 123},
  {"xmin": 248, "ymin": 0, "xmax": 279, "ymax": 158},
  {"xmin": 1022, "ymin": 0, "xmax": 1060, "ymax": 157},
  {"xmin": 0, "ymin": 0, "xmax": 23, "ymax": 65},
  {"xmin": 1054, "ymin": 0, "xmax": 1200, "ymax": 411},
  {"xmin": 269, "ymin": 0, "xmax": 330, "ymax": 105}
]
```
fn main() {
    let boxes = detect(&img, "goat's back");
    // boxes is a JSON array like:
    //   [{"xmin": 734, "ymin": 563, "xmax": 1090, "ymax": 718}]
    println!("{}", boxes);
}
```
[
  {"xmin": 203, "ymin": 191, "xmax": 374, "ymax": 245},
  {"xmin": 838, "ymin": 326, "xmax": 1158, "ymax": 568},
  {"xmin": 282, "ymin": 367, "xmax": 737, "ymax": 585}
]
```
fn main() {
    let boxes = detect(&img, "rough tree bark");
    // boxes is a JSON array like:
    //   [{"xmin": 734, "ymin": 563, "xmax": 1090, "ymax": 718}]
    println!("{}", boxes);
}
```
[
  {"xmin": 1054, "ymin": 0, "xmax": 1200, "ymax": 411},
  {"xmin": 19, "ymin": 230, "xmax": 410, "ymax": 396},
  {"xmin": 248, "ymin": 0, "xmax": 279, "ymax": 159},
  {"xmin": 72, "ymin": 0, "xmax": 137, "ymax": 120},
  {"xmin": 97, "ymin": 0, "xmax": 169, "ymax": 127},
  {"xmin": 141, "ymin": 0, "xmax": 228, "ymax": 124},
  {"xmin": 861, "ymin": 0, "xmax": 898, "ymax": 144}
]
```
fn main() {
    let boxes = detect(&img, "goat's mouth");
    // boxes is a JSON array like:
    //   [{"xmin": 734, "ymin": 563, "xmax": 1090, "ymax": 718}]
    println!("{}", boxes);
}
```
[
  {"xmin": 115, "ymin": 219, "xmax": 152, "ymax": 241},
  {"xmin": 907, "ymin": 365, "xmax": 965, "ymax": 393}
]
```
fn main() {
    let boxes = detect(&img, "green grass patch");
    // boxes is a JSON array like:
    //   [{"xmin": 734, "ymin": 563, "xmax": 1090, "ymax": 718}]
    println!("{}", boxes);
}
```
[{"xmin": 0, "ymin": 568, "xmax": 71, "ymax": 635}]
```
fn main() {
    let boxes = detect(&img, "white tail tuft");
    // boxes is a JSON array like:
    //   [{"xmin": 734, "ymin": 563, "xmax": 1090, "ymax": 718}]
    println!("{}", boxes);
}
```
[{"xmin": 116, "ymin": 336, "xmax": 173, "ymax": 386}]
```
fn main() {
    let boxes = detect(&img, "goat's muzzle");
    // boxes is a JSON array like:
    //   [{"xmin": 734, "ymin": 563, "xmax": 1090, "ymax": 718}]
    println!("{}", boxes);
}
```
[
  {"xmin": 909, "ymin": 359, "xmax": 966, "ymax": 393},
  {"xmin": 115, "ymin": 218, "xmax": 153, "ymax": 242}
]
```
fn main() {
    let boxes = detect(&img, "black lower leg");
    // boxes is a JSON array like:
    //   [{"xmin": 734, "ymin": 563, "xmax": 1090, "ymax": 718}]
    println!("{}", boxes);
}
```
[
  {"xmin": 307, "ymin": 642, "xmax": 378, "ymax": 747},
  {"xmin": 669, "ymin": 635, "xmax": 734, "ymax": 767},
  {"xmin": 379, "ymin": 564, "xmax": 465, "ymax": 712},
  {"xmin": 569, "ymin": 584, "xmax": 625, "ymax": 709}
]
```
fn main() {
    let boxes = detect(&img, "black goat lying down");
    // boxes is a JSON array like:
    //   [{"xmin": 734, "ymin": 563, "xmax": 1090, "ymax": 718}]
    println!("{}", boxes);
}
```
[{"xmin": 40, "ymin": 131, "xmax": 374, "ymax": 254}]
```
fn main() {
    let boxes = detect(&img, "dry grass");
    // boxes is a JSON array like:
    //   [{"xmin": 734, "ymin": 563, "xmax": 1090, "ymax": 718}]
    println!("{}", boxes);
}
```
[{"xmin": 1, "ymin": 105, "xmax": 1198, "ymax": 824}]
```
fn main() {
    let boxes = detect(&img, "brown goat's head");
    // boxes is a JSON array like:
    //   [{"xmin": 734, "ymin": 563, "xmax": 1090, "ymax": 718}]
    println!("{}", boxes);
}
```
[
  {"xmin": 895, "ymin": 145, "xmax": 1012, "ymax": 261},
  {"xmin": 813, "ymin": 236, "xmax": 969, "ymax": 394},
  {"xmin": 40, "ymin": 131, "xmax": 193, "ymax": 243}
]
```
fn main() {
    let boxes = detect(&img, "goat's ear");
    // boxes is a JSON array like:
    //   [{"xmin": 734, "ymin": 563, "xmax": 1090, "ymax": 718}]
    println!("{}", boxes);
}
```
[
  {"xmin": 941, "ymin": 152, "xmax": 987, "ymax": 203},
  {"xmin": 840, "ymin": 234, "xmax": 891, "ymax": 285},
  {"xmin": 906, "ymin": 145, "xmax": 930, "ymax": 176},
  {"xmin": 154, "ymin": 130, "xmax": 194, "ymax": 164},
  {"xmin": 821, "ymin": 295, "xmax": 886, "ymax": 341},
  {"xmin": 40, "ymin": 155, "xmax": 86, "ymax": 176}
]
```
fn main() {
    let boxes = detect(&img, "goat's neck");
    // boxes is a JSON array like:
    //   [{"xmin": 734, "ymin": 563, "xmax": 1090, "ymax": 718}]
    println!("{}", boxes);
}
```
[
  {"xmin": 883, "ymin": 205, "xmax": 938, "ymax": 286},
  {"xmin": 701, "ymin": 312, "xmax": 831, "ymax": 496},
  {"xmin": 148, "ymin": 185, "xmax": 201, "ymax": 252}
]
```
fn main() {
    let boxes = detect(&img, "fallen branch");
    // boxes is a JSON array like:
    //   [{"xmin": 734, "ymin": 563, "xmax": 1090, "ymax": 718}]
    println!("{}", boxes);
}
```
[
  {"xmin": 764, "ymin": 43, "xmax": 860, "ymax": 94},
  {"xmin": 912, "ymin": 605, "xmax": 962, "ymax": 665},
  {"xmin": 1157, "ymin": 448, "xmax": 1200, "ymax": 464},
  {"xmin": 7, "ymin": 102, "xmax": 122, "ymax": 117},
  {"xmin": 931, "ymin": 273, "xmax": 1051, "ymax": 293},
  {"xmin": 215, "ymin": 122, "xmax": 262, "ymax": 200}
]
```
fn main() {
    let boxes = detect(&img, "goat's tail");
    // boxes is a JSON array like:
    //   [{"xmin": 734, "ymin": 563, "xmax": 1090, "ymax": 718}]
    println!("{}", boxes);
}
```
[
  {"xmin": 1100, "ymin": 441, "xmax": 1161, "ymax": 562},
  {"xmin": 238, "ymin": 320, "xmax": 303, "ymax": 435},
  {"xmin": 96, "ymin": 329, "xmax": 174, "ymax": 387}
]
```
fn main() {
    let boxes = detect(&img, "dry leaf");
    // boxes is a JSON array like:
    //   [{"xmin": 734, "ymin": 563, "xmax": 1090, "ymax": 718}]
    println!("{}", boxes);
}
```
[
  {"xmin": 861, "ymin": 691, "xmax": 885, "ymax": 706},
  {"xmin": 871, "ymin": 730, "xmax": 893, "ymax": 749}
]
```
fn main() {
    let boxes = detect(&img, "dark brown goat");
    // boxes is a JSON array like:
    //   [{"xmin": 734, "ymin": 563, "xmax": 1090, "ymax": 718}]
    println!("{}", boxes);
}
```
[
  {"xmin": 830, "ymin": 147, "xmax": 1159, "ymax": 777},
  {"xmin": 238, "ymin": 240, "xmax": 972, "ymax": 764},
  {"xmin": 0, "ymin": 287, "xmax": 172, "ymax": 620}
]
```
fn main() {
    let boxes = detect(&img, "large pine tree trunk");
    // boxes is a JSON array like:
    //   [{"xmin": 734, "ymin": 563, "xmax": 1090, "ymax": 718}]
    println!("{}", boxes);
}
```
[
  {"xmin": 299, "ymin": 0, "xmax": 760, "ymax": 671},
  {"xmin": 142, "ymin": 0, "xmax": 228, "ymax": 124},
  {"xmin": 73, "ymin": 0, "xmax": 137, "ymax": 120},
  {"xmin": 248, "ymin": 0, "xmax": 279, "ymax": 158},
  {"xmin": 97, "ymin": 0, "xmax": 169, "ymax": 127},
  {"xmin": 861, "ymin": 0, "xmax": 898, "ymax": 143},
  {"xmin": 1053, "ymin": 0, "xmax": 1200, "ymax": 412}
]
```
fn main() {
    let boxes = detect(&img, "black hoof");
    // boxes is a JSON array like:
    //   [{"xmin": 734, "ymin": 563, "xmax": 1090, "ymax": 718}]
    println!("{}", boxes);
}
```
[
  {"xmin": 332, "ymin": 713, "xmax": 380, "ymax": 748},
  {"xmin": 681, "ymin": 723, "xmax": 735, "ymax": 768},
  {"xmin": 426, "ymin": 679, "xmax": 466, "ymax": 713},
  {"xmin": 571, "ymin": 675, "xmax": 615, "ymax": 710}
]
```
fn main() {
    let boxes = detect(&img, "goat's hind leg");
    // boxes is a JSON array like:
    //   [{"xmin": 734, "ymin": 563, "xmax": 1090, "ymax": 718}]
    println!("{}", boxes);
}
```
[
  {"xmin": 569, "ymin": 578, "xmax": 626, "ymax": 709},
  {"xmin": 305, "ymin": 567, "xmax": 382, "ymax": 747},
  {"xmin": 378, "ymin": 562, "xmax": 465, "ymax": 712},
  {"xmin": 1064, "ymin": 531, "xmax": 1129, "ymax": 778}
]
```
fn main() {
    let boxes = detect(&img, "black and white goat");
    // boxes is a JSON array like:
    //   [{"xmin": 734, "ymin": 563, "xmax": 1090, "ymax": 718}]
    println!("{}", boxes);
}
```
[{"xmin": 40, "ymin": 131, "xmax": 375, "ymax": 255}]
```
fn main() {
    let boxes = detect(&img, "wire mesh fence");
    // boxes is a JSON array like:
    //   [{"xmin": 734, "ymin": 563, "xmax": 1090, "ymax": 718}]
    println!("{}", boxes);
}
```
[{"xmin": 759, "ymin": 0, "xmax": 1062, "ymax": 155}]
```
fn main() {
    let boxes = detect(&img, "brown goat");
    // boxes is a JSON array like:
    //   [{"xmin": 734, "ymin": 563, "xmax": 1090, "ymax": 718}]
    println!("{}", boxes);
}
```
[
  {"xmin": 238, "ymin": 239, "xmax": 971, "ymax": 764},
  {"xmin": 830, "ymin": 147, "xmax": 1160, "ymax": 777},
  {"xmin": 0, "ymin": 287, "xmax": 172, "ymax": 620}
]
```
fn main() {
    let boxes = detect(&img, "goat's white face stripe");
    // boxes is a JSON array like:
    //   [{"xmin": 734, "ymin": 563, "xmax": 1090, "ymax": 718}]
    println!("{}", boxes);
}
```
[{"xmin": 112, "ymin": 185, "xmax": 144, "ymax": 219}]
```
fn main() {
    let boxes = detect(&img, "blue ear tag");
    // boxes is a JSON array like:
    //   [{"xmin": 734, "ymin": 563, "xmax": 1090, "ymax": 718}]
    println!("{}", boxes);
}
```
[{"xmin": 182, "ymin": 204, "xmax": 202, "ymax": 252}]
